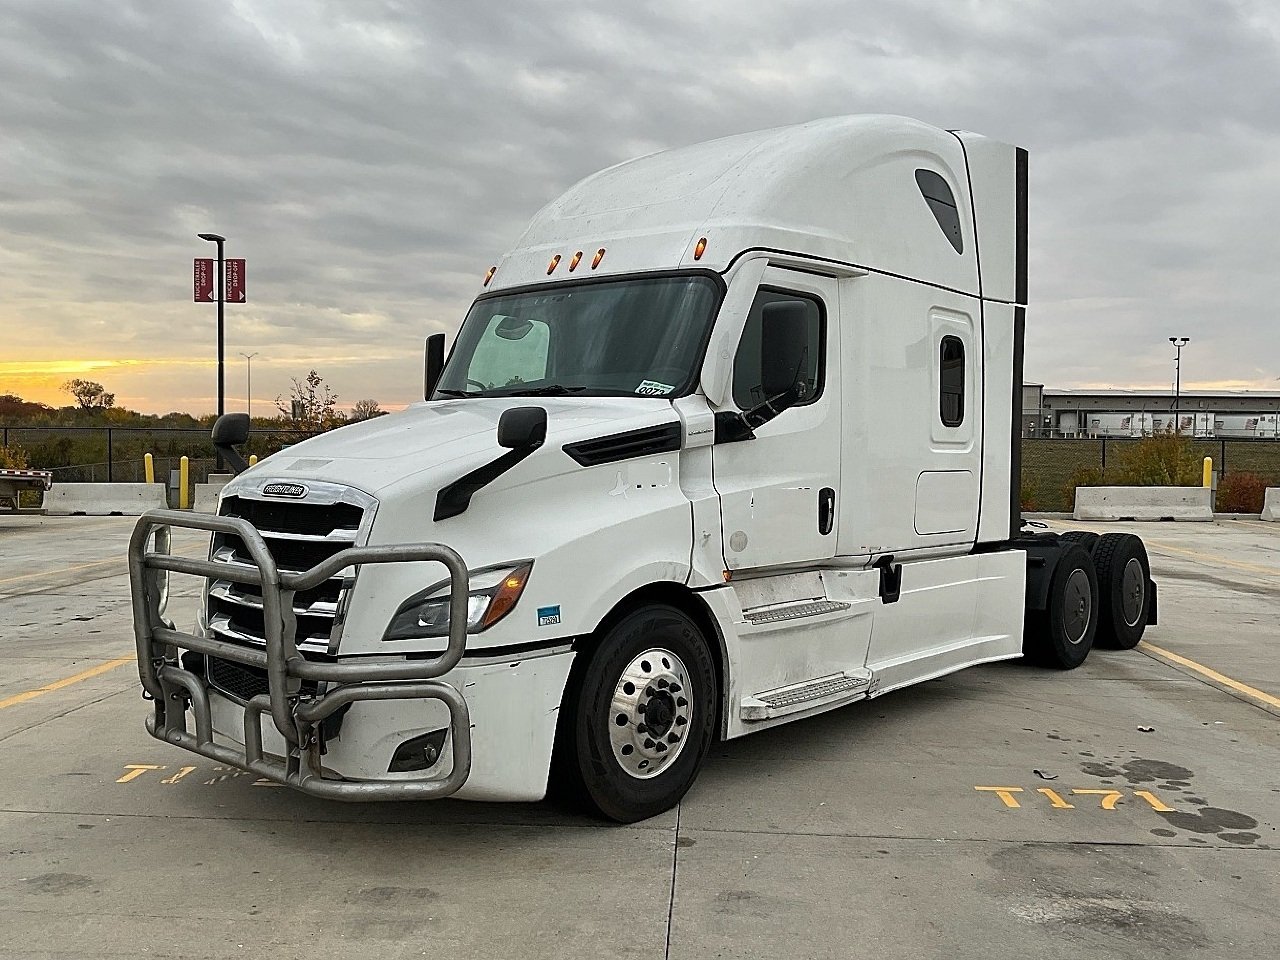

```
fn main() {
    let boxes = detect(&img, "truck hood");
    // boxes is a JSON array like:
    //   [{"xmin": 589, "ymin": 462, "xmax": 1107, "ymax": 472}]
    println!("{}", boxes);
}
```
[{"xmin": 228, "ymin": 397, "xmax": 680, "ymax": 498}]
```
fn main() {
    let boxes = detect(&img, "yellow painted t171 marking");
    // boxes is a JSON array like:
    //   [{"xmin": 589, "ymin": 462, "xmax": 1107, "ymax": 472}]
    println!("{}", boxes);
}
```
[
  {"xmin": 161, "ymin": 765, "xmax": 198, "ymax": 784},
  {"xmin": 1133, "ymin": 790, "xmax": 1174, "ymax": 812},
  {"xmin": 1072, "ymin": 788, "xmax": 1123, "ymax": 810},
  {"xmin": 975, "ymin": 786, "xmax": 1024, "ymax": 808},
  {"xmin": 1036, "ymin": 788, "xmax": 1074, "ymax": 809},
  {"xmin": 117, "ymin": 764, "xmax": 164, "ymax": 783},
  {"xmin": 0, "ymin": 655, "xmax": 135, "ymax": 710}
]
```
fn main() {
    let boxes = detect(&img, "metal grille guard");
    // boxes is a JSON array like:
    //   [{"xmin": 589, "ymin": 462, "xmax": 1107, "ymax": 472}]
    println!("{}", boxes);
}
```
[{"xmin": 127, "ymin": 508, "xmax": 472, "ymax": 800}]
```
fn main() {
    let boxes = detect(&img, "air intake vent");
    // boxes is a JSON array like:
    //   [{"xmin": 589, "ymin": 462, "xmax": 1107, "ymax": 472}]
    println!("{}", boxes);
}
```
[{"xmin": 563, "ymin": 422, "xmax": 681, "ymax": 467}]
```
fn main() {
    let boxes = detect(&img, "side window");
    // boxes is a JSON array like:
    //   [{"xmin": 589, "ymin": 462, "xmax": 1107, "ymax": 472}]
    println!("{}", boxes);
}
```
[
  {"xmin": 467, "ymin": 314, "xmax": 550, "ymax": 389},
  {"xmin": 915, "ymin": 169, "xmax": 963, "ymax": 254},
  {"xmin": 939, "ymin": 336, "xmax": 965, "ymax": 426},
  {"xmin": 732, "ymin": 290, "xmax": 824, "ymax": 409}
]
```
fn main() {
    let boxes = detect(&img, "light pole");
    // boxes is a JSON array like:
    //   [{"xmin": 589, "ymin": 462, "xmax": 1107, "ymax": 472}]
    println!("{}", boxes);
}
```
[
  {"xmin": 1169, "ymin": 337, "xmax": 1190, "ymax": 433},
  {"xmin": 198, "ymin": 233, "xmax": 226, "ymax": 422},
  {"xmin": 240, "ymin": 352, "xmax": 259, "ymax": 421}
]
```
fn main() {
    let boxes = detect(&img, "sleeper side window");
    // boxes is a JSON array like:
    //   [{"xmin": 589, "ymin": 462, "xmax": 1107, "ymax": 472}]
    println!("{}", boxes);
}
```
[
  {"xmin": 732, "ymin": 289, "xmax": 824, "ymax": 410},
  {"xmin": 939, "ymin": 335, "xmax": 965, "ymax": 426}
]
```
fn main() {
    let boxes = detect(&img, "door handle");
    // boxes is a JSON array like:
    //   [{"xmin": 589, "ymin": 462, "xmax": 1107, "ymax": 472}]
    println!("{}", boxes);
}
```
[{"xmin": 818, "ymin": 487, "xmax": 836, "ymax": 535}]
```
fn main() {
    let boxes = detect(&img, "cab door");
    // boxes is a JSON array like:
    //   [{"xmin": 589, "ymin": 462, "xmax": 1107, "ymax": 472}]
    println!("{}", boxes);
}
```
[{"xmin": 712, "ymin": 268, "xmax": 841, "ymax": 571}]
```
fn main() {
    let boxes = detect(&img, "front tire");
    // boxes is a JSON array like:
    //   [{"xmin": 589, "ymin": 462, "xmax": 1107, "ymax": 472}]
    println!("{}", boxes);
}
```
[{"xmin": 566, "ymin": 604, "xmax": 717, "ymax": 823}]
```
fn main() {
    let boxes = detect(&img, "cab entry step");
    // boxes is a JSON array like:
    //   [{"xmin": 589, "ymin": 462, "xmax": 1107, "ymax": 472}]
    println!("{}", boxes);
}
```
[
  {"xmin": 743, "ymin": 599, "xmax": 850, "ymax": 625},
  {"xmin": 740, "ymin": 670, "xmax": 872, "ymax": 721}
]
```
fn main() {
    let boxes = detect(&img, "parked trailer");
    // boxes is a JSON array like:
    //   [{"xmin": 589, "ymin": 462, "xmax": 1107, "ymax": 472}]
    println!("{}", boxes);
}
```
[
  {"xmin": 128, "ymin": 116, "xmax": 1157, "ymax": 822},
  {"xmin": 0, "ymin": 468, "xmax": 51, "ymax": 512}
]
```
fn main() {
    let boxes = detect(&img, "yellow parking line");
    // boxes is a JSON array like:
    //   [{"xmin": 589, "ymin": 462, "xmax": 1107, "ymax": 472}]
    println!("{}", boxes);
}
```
[
  {"xmin": 0, "ymin": 557, "xmax": 121, "ymax": 586},
  {"xmin": 1140, "ymin": 539, "xmax": 1280, "ymax": 579},
  {"xmin": 1138, "ymin": 641, "xmax": 1280, "ymax": 716},
  {"xmin": 0, "ymin": 656, "xmax": 135, "ymax": 710}
]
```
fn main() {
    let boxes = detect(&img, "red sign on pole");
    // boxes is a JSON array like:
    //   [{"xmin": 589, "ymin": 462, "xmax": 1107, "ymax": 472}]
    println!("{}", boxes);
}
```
[
  {"xmin": 194, "ymin": 258, "xmax": 215, "ymax": 302},
  {"xmin": 226, "ymin": 259, "xmax": 246, "ymax": 303}
]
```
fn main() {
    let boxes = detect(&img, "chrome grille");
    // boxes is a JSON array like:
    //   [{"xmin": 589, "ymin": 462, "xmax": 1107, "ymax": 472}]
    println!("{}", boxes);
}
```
[{"xmin": 205, "ymin": 486, "xmax": 374, "ymax": 663}]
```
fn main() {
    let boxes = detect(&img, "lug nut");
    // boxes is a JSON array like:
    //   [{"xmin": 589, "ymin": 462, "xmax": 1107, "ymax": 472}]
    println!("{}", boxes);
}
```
[
  {"xmin": 657, "ymin": 678, "xmax": 669, "ymax": 688},
  {"xmin": 669, "ymin": 683, "xmax": 681, "ymax": 693},
  {"xmin": 667, "ymin": 733, "xmax": 679, "ymax": 744},
  {"xmin": 675, "ymin": 716, "xmax": 687, "ymax": 726},
  {"xmin": 643, "ymin": 738, "xmax": 655, "ymax": 749}
]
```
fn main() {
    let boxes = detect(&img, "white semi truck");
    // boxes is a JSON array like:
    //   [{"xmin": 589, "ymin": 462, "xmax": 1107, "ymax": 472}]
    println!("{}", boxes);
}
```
[{"xmin": 129, "ymin": 116, "xmax": 1156, "ymax": 822}]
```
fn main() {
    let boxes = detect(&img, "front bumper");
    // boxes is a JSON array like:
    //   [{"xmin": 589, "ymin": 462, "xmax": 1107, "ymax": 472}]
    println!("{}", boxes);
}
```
[{"xmin": 127, "ymin": 508, "xmax": 473, "ymax": 801}]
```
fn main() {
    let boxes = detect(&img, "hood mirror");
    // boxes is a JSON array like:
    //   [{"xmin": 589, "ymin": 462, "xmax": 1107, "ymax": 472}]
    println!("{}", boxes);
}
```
[
  {"xmin": 211, "ymin": 413, "xmax": 250, "ymax": 474},
  {"xmin": 497, "ymin": 406, "xmax": 548, "ymax": 450}
]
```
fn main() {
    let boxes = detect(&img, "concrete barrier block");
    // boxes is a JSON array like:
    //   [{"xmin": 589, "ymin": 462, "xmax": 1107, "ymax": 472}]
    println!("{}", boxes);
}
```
[
  {"xmin": 1073, "ymin": 486, "xmax": 1213, "ymax": 522},
  {"xmin": 1263, "ymin": 488, "xmax": 1280, "ymax": 522},
  {"xmin": 45, "ymin": 482, "xmax": 168, "ymax": 516},
  {"xmin": 194, "ymin": 474, "xmax": 233, "ymax": 514}
]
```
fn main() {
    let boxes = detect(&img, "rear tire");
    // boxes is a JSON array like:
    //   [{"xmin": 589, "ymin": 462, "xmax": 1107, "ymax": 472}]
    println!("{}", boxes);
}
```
[
  {"xmin": 1026, "ymin": 544, "xmax": 1098, "ymax": 670},
  {"xmin": 1093, "ymin": 533, "xmax": 1151, "ymax": 649},
  {"xmin": 564, "ymin": 604, "xmax": 717, "ymax": 823},
  {"xmin": 1058, "ymin": 530, "xmax": 1100, "ymax": 554}
]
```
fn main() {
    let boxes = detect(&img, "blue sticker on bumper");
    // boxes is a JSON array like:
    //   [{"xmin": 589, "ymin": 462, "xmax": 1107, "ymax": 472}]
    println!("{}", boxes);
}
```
[{"xmin": 537, "ymin": 605, "xmax": 561, "ymax": 627}]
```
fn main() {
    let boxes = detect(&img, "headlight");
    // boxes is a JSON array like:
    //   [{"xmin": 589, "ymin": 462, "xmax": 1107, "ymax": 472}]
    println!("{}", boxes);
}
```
[{"xmin": 382, "ymin": 562, "xmax": 533, "ymax": 641}]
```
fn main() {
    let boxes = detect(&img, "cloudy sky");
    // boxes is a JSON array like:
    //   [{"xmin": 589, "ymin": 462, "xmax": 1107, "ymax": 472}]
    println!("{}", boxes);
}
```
[{"xmin": 2, "ymin": 0, "xmax": 1278, "ymax": 414}]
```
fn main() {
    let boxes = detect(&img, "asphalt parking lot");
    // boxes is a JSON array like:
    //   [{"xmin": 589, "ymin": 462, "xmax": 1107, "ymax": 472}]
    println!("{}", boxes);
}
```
[{"xmin": 1, "ymin": 515, "xmax": 1277, "ymax": 959}]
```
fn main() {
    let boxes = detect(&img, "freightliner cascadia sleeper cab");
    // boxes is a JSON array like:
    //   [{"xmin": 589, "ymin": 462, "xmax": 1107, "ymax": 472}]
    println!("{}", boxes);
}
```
[{"xmin": 128, "ymin": 116, "xmax": 1156, "ymax": 822}]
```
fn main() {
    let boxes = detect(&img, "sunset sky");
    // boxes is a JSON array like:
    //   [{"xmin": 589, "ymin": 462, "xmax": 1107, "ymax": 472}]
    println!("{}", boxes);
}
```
[{"xmin": 3, "ymin": 1, "xmax": 1279, "ymax": 414}]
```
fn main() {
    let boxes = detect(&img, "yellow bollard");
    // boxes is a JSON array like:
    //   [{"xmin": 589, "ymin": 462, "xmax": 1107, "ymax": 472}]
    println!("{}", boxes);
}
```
[
  {"xmin": 144, "ymin": 452, "xmax": 154, "ymax": 484},
  {"xmin": 179, "ymin": 456, "xmax": 190, "ymax": 509},
  {"xmin": 1202, "ymin": 456, "xmax": 1213, "ymax": 488},
  {"xmin": 248, "ymin": 454, "xmax": 258, "ymax": 467}
]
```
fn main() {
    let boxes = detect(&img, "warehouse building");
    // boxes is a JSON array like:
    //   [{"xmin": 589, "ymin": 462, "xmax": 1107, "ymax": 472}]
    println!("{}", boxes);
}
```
[{"xmin": 1022, "ymin": 385, "xmax": 1280, "ymax": 438}]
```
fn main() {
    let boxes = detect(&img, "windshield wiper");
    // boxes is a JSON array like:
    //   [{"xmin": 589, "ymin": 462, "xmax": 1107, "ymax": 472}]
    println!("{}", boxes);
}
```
[
  {"xmin": 500, "ymin": 384, "xmax": 590, "ymax": 396},
  {"xmin": 435, "ymin": 388, "xmax": 483, "ymax": 398}
]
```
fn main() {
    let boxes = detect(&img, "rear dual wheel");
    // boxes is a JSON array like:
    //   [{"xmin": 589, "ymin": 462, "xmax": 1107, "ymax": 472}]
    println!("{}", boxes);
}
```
[
  {"xmin": 1026, "ymin": 544, "xmax": 1098, "ymax": 669},
  {"xmin": 1093, "ymin": 533, "xmax": 1151, "ymax": 649}
]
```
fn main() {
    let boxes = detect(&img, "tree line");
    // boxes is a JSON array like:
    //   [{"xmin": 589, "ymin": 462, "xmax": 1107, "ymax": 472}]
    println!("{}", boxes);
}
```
[{"xmin": 0, "ymin": 371, "xmax": 386, "ymax": 482}]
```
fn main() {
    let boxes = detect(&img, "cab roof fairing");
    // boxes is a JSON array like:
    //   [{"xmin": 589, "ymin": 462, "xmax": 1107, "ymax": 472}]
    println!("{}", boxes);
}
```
[{"xmin": 482, "ymin": 115, "xmax": 997, "ymax": 296}]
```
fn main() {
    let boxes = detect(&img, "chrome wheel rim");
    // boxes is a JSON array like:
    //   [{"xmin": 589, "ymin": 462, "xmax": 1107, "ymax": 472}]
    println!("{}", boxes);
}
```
[
  {"xmin": 1063, "ymin": 568, "xmax": 1092, "ymax": 645},
  {"xmin": 608, "ymin": 648, "xmax": 692, "ymax": 779},
  {"xmin": 1121, "ymin": 557, "xmax": 1145, "ymax": 627}
]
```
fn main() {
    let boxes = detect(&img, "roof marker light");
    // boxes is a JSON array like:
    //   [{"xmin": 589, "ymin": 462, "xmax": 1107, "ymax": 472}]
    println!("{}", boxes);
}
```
[
  {"xmin": 547, "ymin": 254, "xmax": 561, "ymax": 275},
  {"xmin": 591, "ymin": 248, "xmax": 606, "ymax": 269},
  {"xmin": 569, "ymin": 251, "xmax": 583, "ymax": 272},
  {"xmin": 693, "ymin": 237, "xmax": 708, "ymax": 260},
  {"xmin": 483, "ymin": 266, "xmax": 496, "ymax": 286}
]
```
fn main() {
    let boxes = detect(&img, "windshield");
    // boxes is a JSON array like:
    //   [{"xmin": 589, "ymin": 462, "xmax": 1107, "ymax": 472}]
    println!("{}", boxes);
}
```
[{"xmin": 435, "ymin": 274, "xmax": 722, "ymax": 399}]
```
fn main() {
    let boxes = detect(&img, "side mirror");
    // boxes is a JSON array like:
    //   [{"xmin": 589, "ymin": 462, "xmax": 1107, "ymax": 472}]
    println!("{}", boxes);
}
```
[
  {"xmin": 211, "ymin": 413, "xmax": 250, "ymax": 475},
  {"xmin": 760, "ymin": 301, "xmax": 809, "ymax": 398},
  {"xmin": 715, "ymin": 301, "xmax": 812, "ymax": 444},
  {"xmin": 497, "ymin": 406, "xmax": 548, "ymax": 450},
  {"xmin": 424, "ymin": 332, "xmax": 446, "ymax": 400}
]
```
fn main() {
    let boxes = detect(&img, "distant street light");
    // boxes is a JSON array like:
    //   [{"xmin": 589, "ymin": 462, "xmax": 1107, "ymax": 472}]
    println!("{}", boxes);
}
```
[
  {"xmin": 1169, "ymin": 337, "xmax": 1190, "ymax": 433},
  {"xmin": 240, "ymin": 352, "xmax": 260, "ymax": 421}
]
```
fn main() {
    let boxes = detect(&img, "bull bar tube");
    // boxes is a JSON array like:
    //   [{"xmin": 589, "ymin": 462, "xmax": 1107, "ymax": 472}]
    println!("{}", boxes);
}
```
[{"xmin": 127, "ymin": 508, "xmax": 472, "ymax": 800}]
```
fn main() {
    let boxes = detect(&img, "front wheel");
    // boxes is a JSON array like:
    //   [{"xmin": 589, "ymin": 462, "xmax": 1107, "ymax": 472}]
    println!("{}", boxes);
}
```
[{"xmin": 565, "ymin": 604, "xmax": 717, "ymax": 823}]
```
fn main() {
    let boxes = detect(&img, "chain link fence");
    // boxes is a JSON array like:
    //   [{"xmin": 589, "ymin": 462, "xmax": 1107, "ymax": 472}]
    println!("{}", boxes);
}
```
[
  {"xmin": 1, "ymin": 425, "xmax": 317, "ymax": 485},
  {"xmin": 1022, "ymin": 436, "xmax": 1280, "ymax": 512}
]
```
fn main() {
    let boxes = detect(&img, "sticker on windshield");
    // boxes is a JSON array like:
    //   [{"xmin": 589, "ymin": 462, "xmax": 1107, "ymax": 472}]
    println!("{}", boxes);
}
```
[{"xmin": 636, "ymin": 380, "xmax": 675, "ymax": 396}]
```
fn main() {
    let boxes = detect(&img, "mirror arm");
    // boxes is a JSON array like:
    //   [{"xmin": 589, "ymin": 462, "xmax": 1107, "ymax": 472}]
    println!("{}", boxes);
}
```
[
  {"xmin": 715, "ymin": 382, "xmax": 807, "ymax": 443},
  {"xmin": 214, "ymin": 443, "xmax": 249, "ymax": 476}
]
